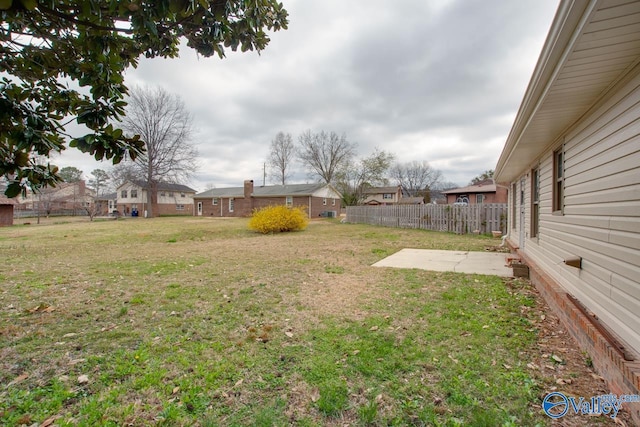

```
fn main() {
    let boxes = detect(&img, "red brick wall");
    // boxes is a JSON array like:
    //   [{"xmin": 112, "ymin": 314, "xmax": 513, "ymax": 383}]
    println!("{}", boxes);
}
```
[
  {"xmin": 0, "ymin": 205, "xmax": 13, "ymax": 226},
  {"xmin": 195, "ymin": 196, "xmax": 341, "ymax": 218},
  {"xmin": 513, "ymin": 246, "xmax": 640, "ymax": 424}
]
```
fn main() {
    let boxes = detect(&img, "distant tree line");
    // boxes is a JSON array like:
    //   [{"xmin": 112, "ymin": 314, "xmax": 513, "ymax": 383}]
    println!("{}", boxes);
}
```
[{"xmin": 266, "ymin": 130, "xmax": 465, "ymax": 206}]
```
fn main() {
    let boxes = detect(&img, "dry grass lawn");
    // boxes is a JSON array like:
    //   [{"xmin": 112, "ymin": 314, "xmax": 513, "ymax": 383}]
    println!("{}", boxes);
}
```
[{"xmin": 0, "ymin": 217, "xmax": 631, "ymax": 426}]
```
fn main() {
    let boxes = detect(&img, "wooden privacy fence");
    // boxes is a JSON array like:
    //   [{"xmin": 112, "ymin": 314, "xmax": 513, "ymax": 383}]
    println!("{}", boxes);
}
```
[{"xmin": 346, "ymin": 204, "xmax": 508, "ymax": 234}]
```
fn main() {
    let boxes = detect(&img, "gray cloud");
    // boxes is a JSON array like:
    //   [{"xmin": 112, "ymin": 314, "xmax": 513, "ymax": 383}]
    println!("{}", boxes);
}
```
[{"xmin": 57, "ymin": 0, "xmax": 559, "ymax": 190}]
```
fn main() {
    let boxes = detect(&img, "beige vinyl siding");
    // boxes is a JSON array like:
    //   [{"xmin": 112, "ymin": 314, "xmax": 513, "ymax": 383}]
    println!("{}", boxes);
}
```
[{"xmin": 516, "ymin": 67, "xmax": 640, "ymax": 353}]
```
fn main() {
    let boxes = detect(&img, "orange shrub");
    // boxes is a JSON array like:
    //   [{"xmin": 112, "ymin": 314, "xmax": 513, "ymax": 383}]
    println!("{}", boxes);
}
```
[{"xmin": 248, "ymin": 205, "xmax": 309, "ymax": 234}]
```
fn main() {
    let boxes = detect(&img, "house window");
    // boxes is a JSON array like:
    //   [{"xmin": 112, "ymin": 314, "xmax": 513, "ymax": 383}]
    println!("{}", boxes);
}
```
[
  {"xmin": 160, "ymin": 192, "xmax": 166, "ymax": 197},
  {"xmin": 176, "ymin": 204, "xmax": 184, "ymax": 211},
  {"xmin": 332, "ymin": 198, "xmax": 336, "ymax": 206},
  {"xmin": 285, "ymin": 196, "xmax": 293, "ymax": 207},
  {"xmin": 229, "ymin": 198, "xmax": 234, "ymax": 212},
  {"xmin": 213, "ymin": 198, "xmax": 218, "ymax": 206},
  {"xmin": 553, "ymin": 148, "xmax": 564, "ymax": 213},
  {"xmin": 322, "ymin": 198, "xmax": 327, "ymax": 206},
  {"xmin": 476, "ymin": 194, "xmax": 485, "ymax": 204},
  {"xmin": 121, "ymin": 190, "xmax": 127, "ymax": 198},
  {"xmin": 168, "ymin": 192, "xmax": 174, "ymax": 197},
  {"xmin": 383, "ymin": 193, "xmax": 393, "ymax": 200},
  {"xmin": 180, "ymin": 192, "xmax": 185, "ymax": 198},
  {"xmin": 131, "ymin": 189, "xmax": 137, "ymax": 198},
  {"xmin": 531, "ymin": 168, "xmax": 540, "ymax": 238}
]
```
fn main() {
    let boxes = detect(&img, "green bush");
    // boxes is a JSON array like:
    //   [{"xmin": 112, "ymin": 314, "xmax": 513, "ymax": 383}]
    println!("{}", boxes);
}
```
[{"xmin": 248, "ymin": 205, "xmax": 309, "ymax": 234}]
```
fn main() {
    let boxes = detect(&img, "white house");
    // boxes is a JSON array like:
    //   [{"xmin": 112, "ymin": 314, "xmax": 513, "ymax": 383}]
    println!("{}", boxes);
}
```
[
  {"xmin": 116, "ymin": 181, "xmax": 196, "ymax": 217},
  {"xmin": 495, "ymin": 0, "xmax": 640, "ymax": 414}
]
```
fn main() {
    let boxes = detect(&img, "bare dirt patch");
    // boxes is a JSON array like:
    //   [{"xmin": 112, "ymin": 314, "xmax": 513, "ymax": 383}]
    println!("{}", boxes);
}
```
[{"xmin": 517, "ymin": 279, "xmax": 636, "ymax": 426}]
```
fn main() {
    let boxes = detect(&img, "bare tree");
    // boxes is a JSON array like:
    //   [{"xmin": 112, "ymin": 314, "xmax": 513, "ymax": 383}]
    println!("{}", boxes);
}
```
[
  {"xmin": 267, "ymin": 132, "xmax": 296, "ymax": 185},
  {"xmin": 121, "ymin": 86, "xmax": 198, "ymax": 217},
  {"xmin": 336, "ymin": 149, "xmax": 395, "ymax": 206},
  {"xmin": 85, "ymin": 169, "xmax": 111, "ymax": 220},
  {"xmin": 110, "ymin": 162, "xmax": 142, "ymax": 189},
  {"xmin": 297, "ymin": 130, "xmax": 356, "ymax": 184},
  {"xmin": 391, "ymin": 160, "xmax": 443, "ymax": 201}
]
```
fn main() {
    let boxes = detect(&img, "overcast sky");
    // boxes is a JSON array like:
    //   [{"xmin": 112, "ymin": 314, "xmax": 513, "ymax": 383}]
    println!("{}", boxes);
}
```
[{"xmin": 55, "ymin": 0, "xmax": 560, "ymax": 191}]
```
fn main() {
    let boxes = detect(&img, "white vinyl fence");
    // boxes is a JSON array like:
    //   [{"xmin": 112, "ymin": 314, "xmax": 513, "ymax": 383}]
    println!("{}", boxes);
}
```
[{"xmin": 346, "ymin": 204, "xmax": 508, "ymax": 234}]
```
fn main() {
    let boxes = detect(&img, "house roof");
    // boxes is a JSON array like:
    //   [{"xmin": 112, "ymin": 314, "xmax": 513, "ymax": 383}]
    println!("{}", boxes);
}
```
[
  {"xmin": 96, "ymin": 192, "xmax": 117, "ymax": 200},
  {"xmin": 363, "ymin": 186, "xmax": 400, "ymax": 194},
  {"xmin": 127, "ymin": 180, "xmax": 196, "ymax": 193},
  {"xmin": 398, "ymin": 197, "xmax": 424, "ymax": 205},
  {"xmin": 194, "ymin": 183, "xmax": 336, "ymax": 199},
  {"xmin": 195, "ymin": 187, "xmax": 245, "ymax": 198},
  {"xmin": 442, "ymin": 183, "xmax": 497, "ymax": 195},
  {"xmin": 0, "ymin": 195, "xmax": 17, "ymax": 205},
  {"xmin": 495, "ymin": 0, "xmax": 640, "ymax": 183}
]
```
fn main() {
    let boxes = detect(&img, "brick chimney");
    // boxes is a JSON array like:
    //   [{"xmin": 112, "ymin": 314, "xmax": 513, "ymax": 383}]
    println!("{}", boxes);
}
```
[
  {"xmin": 244, "ymin": 180, "xmax": 254, "ymax": 199},
  {"xmin": 244, "ymin": 180, "xmax": 254, "ymax": 214}
]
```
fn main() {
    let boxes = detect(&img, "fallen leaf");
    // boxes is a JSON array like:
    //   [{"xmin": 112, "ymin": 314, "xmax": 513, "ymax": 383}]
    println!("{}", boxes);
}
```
[
  {"xmin": 503, "ymin": 364, "xmax": 511, "ymax": 369},
  {"xmin": 482, "ymin": 325, "xmax": 490, "ymax": 329},
  {"xmin": 526, "ymin": 363, "xmax": 539, "ymax": 370},
  {"xmin": 26, "ymin": 303, "xmax": 53, "ymax": 313},
  {"xmin": 63, "ymin": 333, "xmax": 77, "ymax": 338},
  {"xmin": 234, "ymin": 379, "xmax": 243, "ymax": 387},
  {"xmin": 7, "ymin": 373, "xmax": 28, "ymax": 387},
  {"xmin": 284, "ymin": 331, "xmax": 293, "ymax": 338},
  {"xmin": 41, "ymin": 416, "xmax": 60, "ymax": 427},
  {"xmin": 551, "ymin": 355, "xmax": 563, "ymax": 364},
  {"xmin": 556, "ymin": 378, "xmax": 566, "ymax": 385},
  {"xmin": 370, "ymin": 326, "xmax": 379, "ymax": 331},
  {"xmin": 613, "ymin": 416, "xmax": 628, "ymax": 426},
  {"xmin": 77, "ymin": 374, "xmax": 89, "ymax": 384},
  {"xmin": 172, "ymin": 386, "xmax": 180, "ymax": 395},
  {"xmin": 352, "ymin": 350, "xmax": 360, "ymax": 355},
  {"xmin": 590, "ymin": 373, "xmax": 605, "ymax": 381}
]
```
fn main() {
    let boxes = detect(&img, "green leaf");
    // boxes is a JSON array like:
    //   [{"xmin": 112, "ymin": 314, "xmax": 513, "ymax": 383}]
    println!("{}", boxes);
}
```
[
  {"xmin": 19, "ymin": 0, "xmax": 36, "ymax": 10},
  {"xmin": 5, "ymin": 182, "xmax": 22, "ymax": 198}
]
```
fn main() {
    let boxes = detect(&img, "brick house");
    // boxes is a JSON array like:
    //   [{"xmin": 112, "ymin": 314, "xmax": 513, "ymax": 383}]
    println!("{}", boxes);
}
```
[
  {"xmin": 116, "ymin": 181, "xmax": 196, "ymax": 216},
  {"xmin": 17, "ymin": 181, "xmax": 94, "ymax": 215},
  {"xmin": 193, "ymin": 180, "xmax": 342, "ymax": 218},
  {"xmin": 441, "ymin": 180, "xmax": 508, "ymax": 205}
]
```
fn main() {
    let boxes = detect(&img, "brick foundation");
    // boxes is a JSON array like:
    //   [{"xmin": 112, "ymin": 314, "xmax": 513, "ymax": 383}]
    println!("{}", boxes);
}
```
[{"xmin": 512, "ymin": 247, "xmax": 640, "ymax": 424}]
